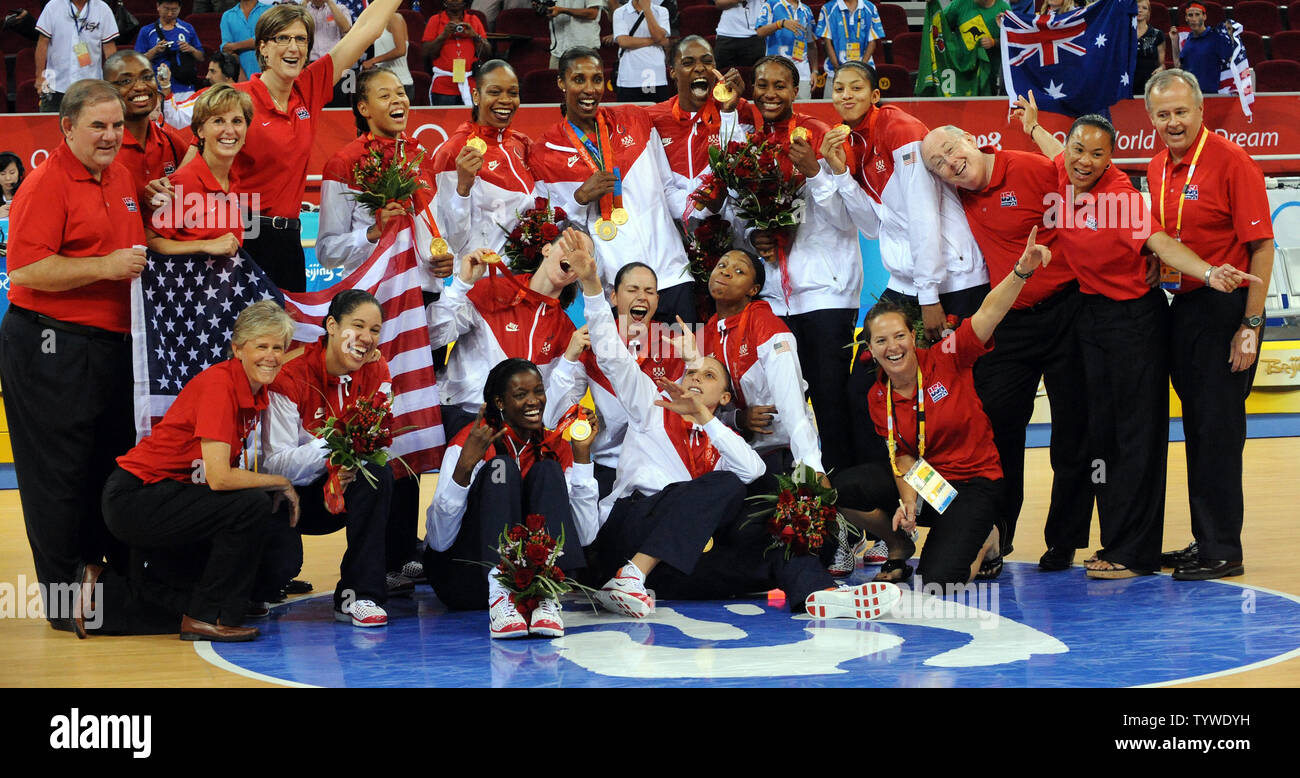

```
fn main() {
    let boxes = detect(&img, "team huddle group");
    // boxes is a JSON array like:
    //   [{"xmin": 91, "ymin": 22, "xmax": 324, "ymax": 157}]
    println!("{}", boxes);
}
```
[{"xmin": 0, "ymin": 0, "xmax": 1274, "ymax": 644}]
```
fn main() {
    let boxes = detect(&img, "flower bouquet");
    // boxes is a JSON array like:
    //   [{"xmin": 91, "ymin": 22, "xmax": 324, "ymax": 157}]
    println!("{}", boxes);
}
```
[
  {"xmin": 685, "ymin": 214, "xmax": 735, "ymax": 321},
  {"xmin": 491, "ymin": 514, "xmax": 583, "ymax": 619},
  {"xmin": 502, "ymin": 197, "xmax": 568, "ymax": 274},
  {"xmin": 348, "ymin": 137, "xmax": 428, "ymax": 215},
  {"xmin": 746, "ymin": 462, "xmax": 839, "ymax": 560},
  {"xmin": 311, "ymin": 387, "xmax": 409, "ymax": 514}
]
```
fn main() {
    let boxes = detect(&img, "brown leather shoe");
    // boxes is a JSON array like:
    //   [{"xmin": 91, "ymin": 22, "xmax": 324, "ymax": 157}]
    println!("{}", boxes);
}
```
[
  {"xmin": 70, "ymin": 562, "xmax": 104, "ymax": 639},
  {"xmin": 179, "ymin": 615, "xmax": 260, "ymax": 642}
]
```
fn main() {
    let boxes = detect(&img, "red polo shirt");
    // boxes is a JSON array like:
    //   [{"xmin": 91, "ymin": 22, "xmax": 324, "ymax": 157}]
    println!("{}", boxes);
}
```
[
  {"xmin": 149, "ymin": 154, "xmax": 245, "ymax": 244},
  {"xmin": 422, "ymin": 14, "xmax": 487, "ymax": 96},
  {"xmin": 116, "ymin": 120, "xmax": 189, "ymax": 207},
  {"xmin": 1052, "ymin": 153, "xmax": 1159, "ymax": 301},
  {"xmin": 868, "ymin": 320, "xmax": 1002, "ymax": 483},
  {"xmin": 116, "ymin": 359, "xmax": 268, "ymax": 485},
  {"xmin": 5, "ymin": 144, "xmax": 145, "ymax": 333},
  {"xmin": 232, "ymin": 54, "xmax": 334, "ymax": 218},
  {"xmin": 959, "ymin": 148, "xmax": 1075, "ymax": 308},
  {"xmin": 1146, "ymin": 127, "xmax": 1273, "ymax": 294}
]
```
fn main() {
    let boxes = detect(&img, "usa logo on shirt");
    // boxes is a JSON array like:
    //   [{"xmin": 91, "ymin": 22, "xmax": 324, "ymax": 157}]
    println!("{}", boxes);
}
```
[
  {"xmin": 738, "ymin": 344, "xmax": 749, "ymax": 357},
  {"xmin": 927, "ymin": 382, "xmax": 949, "ymax": 403},
  {"xmin": 122, "ymin": 197, "xmax": 138, "ymax": 213},
  {"xmin": 1000, "ymin": 191, "xmax": 1018, "ymax": 207},
  {"xmin": 621, "ymin": 134, "xmax": 635, "ymax": 148},
  {"xmin": 1184, "ymin": 184, "xmax": 1199, "ymax": 200},
  {"xmin": 164, "ymin": 162, "xmax": 176, "ymax": 175},
  {"xmin": 296, "ymin": 107, "xmax": 311, "ymax": 120},
  {"xmin": 652, "ymin": 366, "xmax": 666, "ymax": 379},
  {"xmin": 875, "ymin": 159, "xmax": 887, "ymax": 173},
  {"xmin": 541, "ymin": 341, "xmax": 552, "ymax": 354}
]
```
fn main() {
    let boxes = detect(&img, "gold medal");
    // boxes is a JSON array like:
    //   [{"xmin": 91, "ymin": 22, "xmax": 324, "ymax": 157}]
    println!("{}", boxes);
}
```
[
  {"xmin": 790, "ymin": 126, "xmax": 810, "ymax": 143},
  {"xmin": 481, "ymin": 251, "xmax": 501, "ymax": 264},
  {"xmin": 610, "ymin": 207, "xmax": 628, "ymax": 226},
  {"xmin": 569, "ymin": 419, "xmax": 592, "ymax": 442},
  {"xmin": 595, "ymin": 219, "xmax": 618, "ymax": 241},
  {"xmin": 838, "ymin": 123, "xmax": 852, "ymax": 133},
  {"xmin": 712, "ymin": 82, "xmax": 734, "ymax": 103},
  {"xmin": 466, "ymin": 136, "xmax": 487, "ymax": 153},
  {"xmin": 429, "ymin": 237, "xmax": 449, "ymax": 256},
  {"xmin": 702, "ymin": 537, "xmax": 714, "ymax": 553}
]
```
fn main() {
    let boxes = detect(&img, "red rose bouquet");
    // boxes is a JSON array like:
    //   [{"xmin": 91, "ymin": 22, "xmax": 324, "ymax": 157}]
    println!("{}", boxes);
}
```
[
  {"xmin": 491, "ymin": 514, "xmax": 580, "ymax": 619},
  {"xmin": 311, "ymin": 388, "xmax": 410, "ymax": 514},
  {"xmin": 348, "ymin": 136, "xmax": 427, "ymax": 215},
  {"xmin": 502, "ymin": 197, "xmax": 569, "ymax": 274},
  {"xmin": 746, "ymin": 462, "xmax": 840, "ymax": 560}
]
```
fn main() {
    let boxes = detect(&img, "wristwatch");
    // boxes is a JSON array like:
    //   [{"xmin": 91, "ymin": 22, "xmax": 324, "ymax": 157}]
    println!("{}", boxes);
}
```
[{"xmin": 1243, "ymin": 314, "xmax": 1263, "ymax": 328}]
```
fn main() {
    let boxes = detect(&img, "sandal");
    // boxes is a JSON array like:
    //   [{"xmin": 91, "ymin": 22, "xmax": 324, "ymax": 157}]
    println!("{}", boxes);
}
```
[
  {"xmin": 873, "ymin": 558, "xmax": 914, "ymax": 584},
  {"xmin": 976, "ymin": 555, "xmax": 1003, "ymax": 581},
  {"xmin": 1085, "ymin": 559, "xmax": 1145, "ymax": 579}
]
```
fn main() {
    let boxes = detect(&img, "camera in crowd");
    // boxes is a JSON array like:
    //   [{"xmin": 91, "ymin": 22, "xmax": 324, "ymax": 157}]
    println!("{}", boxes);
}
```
[
  {"xmin": 449, "ymin": 21, "xmax": 468, "ymax": 34},
  {"xmin": 533, "ymin": 0, "xmax": 557, "ymax": 16}
]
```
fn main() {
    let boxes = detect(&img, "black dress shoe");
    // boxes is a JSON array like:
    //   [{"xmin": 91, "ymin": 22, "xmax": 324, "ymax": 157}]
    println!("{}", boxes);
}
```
[
  {"xmin": 1172, "ymin": 559, "xmax": 1244, "ymax": 581},
  {"xmin": 1039, "ymin": 546, "xmax": 1075, "ymax": 571},
  {"xmin": 282, "ymin": 579, "xmax": 313, "ymax": 595},
  {"xmin": 1161, "ymin": 541, "xmax": 1199, "ymax": 568}
]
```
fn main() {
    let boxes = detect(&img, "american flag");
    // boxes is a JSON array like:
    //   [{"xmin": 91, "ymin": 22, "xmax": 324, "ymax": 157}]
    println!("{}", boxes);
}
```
[
  {"xmin": 1175, "ymin": 21, "xmax": 1254, "ymax": 120},
  {"xmin": 130, "ymin": 221, "xmax": 445, "ymax": 474}
]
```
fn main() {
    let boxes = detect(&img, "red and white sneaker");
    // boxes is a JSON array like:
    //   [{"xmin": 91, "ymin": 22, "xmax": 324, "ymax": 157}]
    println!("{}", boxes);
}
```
[
  {"xmin": 334, "ymin": 599, "xmax": 388, "ymax": 628},
  {"xmin": 804, "ymin": 582, "xmax": 902, "ymax": 621},
  {"xmin": 489, "ymin": 594, "xmax": 529, "ymax": 639},
  {"xmin": 595, "ymin": 563, "xmax": 655, "ymax": 619},
  {"xmin": 528, "ymin": 598, "xmax": 564, "ymax": 638},
  {"xmin": 859, "ymin": 538, "xmax": 889, "ymax": 565}
]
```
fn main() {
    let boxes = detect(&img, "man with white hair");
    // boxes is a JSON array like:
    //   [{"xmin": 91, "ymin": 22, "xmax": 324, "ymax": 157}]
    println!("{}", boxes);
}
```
[{"xmin": 1144, "ymin": 68, "xmax": 1274, "ymax": 580}]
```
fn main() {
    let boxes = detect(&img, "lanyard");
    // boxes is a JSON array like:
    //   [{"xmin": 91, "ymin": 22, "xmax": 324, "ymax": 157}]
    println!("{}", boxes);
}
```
[
  {"xmin": 68, "ymin": 0, "xmax": 89, "ymax": 35},
  {"xmin": 779, "ymin": 0, "xmax": 803, "ymax": 37},
  {"xmin": 842, "ymin": 7, "xmax": 859, "ymax": 46},
  {"xmin": 1157, "ymin": 126, "xmax": 1209, "ymax": 240},
  {"xmin": 885, "ymin": 367, "xmax": 925, "ymax": 477},
  {"xmin": 566, "ymin": 119, "xmax": 606, "ymax": 170},
  {"xmin": 717, "ymin": 304, "xmax": 755, "ymax": 407}
]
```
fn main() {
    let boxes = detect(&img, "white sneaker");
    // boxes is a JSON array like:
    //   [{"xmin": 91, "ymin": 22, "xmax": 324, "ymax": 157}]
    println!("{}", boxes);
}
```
[
  {"xmin": 804, "ymin": 582, "xmax": 901, "ymax": 621},
  {"xmin": 861, "ymin": 539, "xmax": 890, "ymax": 565},
  {"xmin": 827, "ymin": 516, "xmax": 857, "ymax": 577},
  {"xmin": 489, "ymin": 593, "xmax": 529, "ymax": 639},
  {"xmin": 529, "ymin": 598, "xmax": 564, "ymax": 638},
  {"xmin": 334, "ymin": 599, "xmax": 388, "ymax": 628},
  {"xmin": 595, "ymin": 563, "xmax": 655, "ymax": 619}
]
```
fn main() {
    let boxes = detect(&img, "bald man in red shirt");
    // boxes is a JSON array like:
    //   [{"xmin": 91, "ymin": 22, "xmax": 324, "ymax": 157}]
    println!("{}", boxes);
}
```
[
  {"xmin": 0, "ymin": 79, "xmax": 146, "ymax": 634},
  {"xmin": 921, "ymin": 124, "xmax": 1095, "ymax": 570}
]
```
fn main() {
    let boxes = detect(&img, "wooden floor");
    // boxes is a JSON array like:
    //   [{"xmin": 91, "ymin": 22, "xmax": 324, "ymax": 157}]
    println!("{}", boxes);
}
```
[{"xmin": 2, "ymin": 437, "xmax": 1298, "ymax": 688}]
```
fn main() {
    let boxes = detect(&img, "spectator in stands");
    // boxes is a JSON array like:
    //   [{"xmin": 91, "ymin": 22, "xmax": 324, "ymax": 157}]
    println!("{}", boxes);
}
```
[
  {"xmin": 471, "ymin": 0, "xmax": 533, "ymax": 31},
  {"xmin": 946, "ymin": 0, "xmax": 1010, "ymax": 95},
  {"xmin": 1039, "ymin": 0, "xmax": 1079, "ymax": 12},
  {"xmin": 361, "ymin": 10, "xmax": 415, "ymax": 104},
  {"xmin": 1134, "ymin": 0, "xmax": 1167, "ymax": 96},
  {"xmin": 195, "ymin": 0, "xmax": 240, "ymax": 14},
  {"xmin": 302, "ymin": 0, "xmax": 352, "ymax": 64},
  {"xmin": 715, "ymin": 0, "xmax": 764, "ymax": 71},
  {"xmin": 0, "ymin": 152, "xmax": 25, "ymax": 219},
  {"xmin": 136, "ymin": 0, "xmax": 206, "ymax": 94},
  {"xmin": 816, "ymin": 0, "xmax": 885, "ymax": 99},
  {"xmin": 221, "ymin": 0, "xmax": 269, "ymax": 79},
  {"xmin": 34, "ymin": 0, "xmax": 120, "ymax": 112},
  {"xmin": 614, "ymin": 0, "xmax": 671, "ymax": 102},
  {"xmin": 547, "ymin": 0, "xmax": 604, "ymax": 69},
  {"xmin": 159, "ymin": 51, "xmax": 241, "ymax": 130},
  {"xmin": 1170, "ymin": 3, "xmax": 1231, "ymax": 96},
  {"xmin": 756, "ymin": 0, "xmax": 819, "ymax": 99},
  {"xmin": 423, "ymin": 0, "xmax": 491, "ymax": 106}
]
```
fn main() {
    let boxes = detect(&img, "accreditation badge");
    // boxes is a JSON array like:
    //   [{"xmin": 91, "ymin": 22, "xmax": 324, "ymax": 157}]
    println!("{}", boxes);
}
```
[
  {"xmin": 453, "ymin": 58, "xmax": 467, "ymax": 83},
  {"xmin": 1160, "ymin": 264, "xmax": 1182, "ymax": 291},
  {"xmin": 792, "ymin": 39, "xmax": 806, "ymax": 62},
  {"xmin": 847, "ymin": 42, "xmax": 861, "ymax": 61},
  {"xmin": 904, "ymin": 458, "xmax": 958, "ymax": 514},
  {"xmin": 73, "ymin": 40, "xmax": 92, "ymax": 68}
]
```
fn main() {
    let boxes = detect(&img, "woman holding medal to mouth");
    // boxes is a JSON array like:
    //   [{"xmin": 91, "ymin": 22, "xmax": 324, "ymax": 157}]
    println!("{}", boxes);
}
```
[
  {"xmin": 529, "ymin": 46, "xmax": 701, "ymax": 325},
  {"xmin": 430, "ymin": 60, "xmax": 538, "ymax": 266},
  {"xmin": 319, "ymin": 68, "xmax": 454, "ymax": 297}
]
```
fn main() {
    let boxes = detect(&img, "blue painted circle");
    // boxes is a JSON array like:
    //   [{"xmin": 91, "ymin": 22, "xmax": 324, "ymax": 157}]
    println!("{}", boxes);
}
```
[{"xmin": 206, "ymin": 562, "xmax": 1300, "ymax": 688}]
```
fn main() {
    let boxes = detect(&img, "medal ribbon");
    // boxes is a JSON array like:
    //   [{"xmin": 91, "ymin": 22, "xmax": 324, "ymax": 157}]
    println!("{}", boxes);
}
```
[
  {"xmin": 885, "ymin": 366, "xmax": 926, "ymax": 478},
  {"xmin": 563, "ymin": 114, "xmax": 617, "ymax": 225},
  {"xmin": 843, "ymin": 104, "xmax": 880, "ymax": 180}
]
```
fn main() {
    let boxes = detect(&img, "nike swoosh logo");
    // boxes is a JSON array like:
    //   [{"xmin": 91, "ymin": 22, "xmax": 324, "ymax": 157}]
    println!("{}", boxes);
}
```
[
  {"xmin": 1251, "ymin": 219, "xmax": 1261, "ymax": 225},
  {"xmin": 261, "ymin": 121, "xmax": 271, "ymax": 127}
]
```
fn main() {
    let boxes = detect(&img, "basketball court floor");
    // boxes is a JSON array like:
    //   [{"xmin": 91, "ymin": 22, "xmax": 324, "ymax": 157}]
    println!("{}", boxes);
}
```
[{"xmin": 2, "ymin": 438, "xmax": 1298, "ymax": 688}]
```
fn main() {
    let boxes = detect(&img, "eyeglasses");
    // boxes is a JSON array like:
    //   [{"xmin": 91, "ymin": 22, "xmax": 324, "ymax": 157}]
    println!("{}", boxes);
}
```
[
  {"xmin": 110, "ymin": 72, "xmax": 156, "ymax": 89},
  {"xmin": 270, "ymin": 34, "xmax": 309, "ymax": 47}
]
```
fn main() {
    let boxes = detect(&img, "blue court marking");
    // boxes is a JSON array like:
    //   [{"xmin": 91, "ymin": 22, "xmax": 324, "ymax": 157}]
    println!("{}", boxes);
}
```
[{"xmin": 204, "ymin": 562, "xmax": 1300, "ymax": 688}]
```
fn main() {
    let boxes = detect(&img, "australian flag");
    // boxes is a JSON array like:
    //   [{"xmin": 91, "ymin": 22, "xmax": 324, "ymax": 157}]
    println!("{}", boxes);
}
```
[{"xmin": 1001, "ymin": 0, "xmax": 1138, "ymax": 118}]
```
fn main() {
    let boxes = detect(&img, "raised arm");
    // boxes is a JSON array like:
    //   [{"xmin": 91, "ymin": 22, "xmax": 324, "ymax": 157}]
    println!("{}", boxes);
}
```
[
  {"xmin": 970, "ymin": 226, "xmax": 1051, "ymax": 344},
  {"xmin": 330, "ymin": 0, "xmax": 404, "ymax": 84}
]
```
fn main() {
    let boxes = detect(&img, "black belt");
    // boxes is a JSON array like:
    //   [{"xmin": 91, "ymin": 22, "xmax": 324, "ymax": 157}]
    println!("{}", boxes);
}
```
[
  {"xmin": 7, "ymin": 304, "xmax": 131, "ymax": 342},
  {"xmin": 256, "ymin": 215, "xmax": 301, "ymax": 230},
  {"xmin": 1011, "ymin": 280, "xmax": 1080, "ymax": 315}
]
